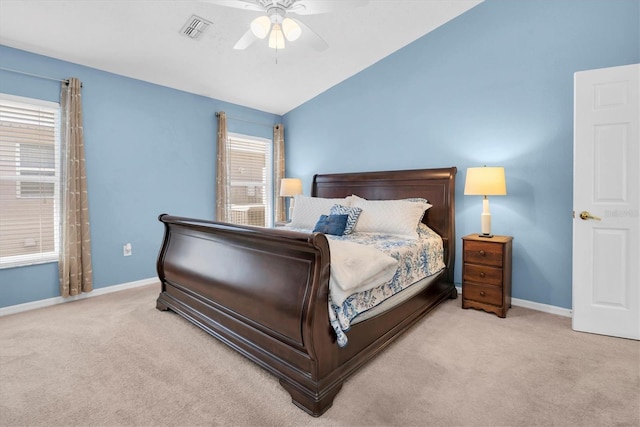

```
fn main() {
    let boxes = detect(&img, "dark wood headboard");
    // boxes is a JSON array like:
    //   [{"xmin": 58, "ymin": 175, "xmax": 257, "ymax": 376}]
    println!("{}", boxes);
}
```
[{"xmin": 312, "ymin": 167, "xmax": 457, "ymax": 285}]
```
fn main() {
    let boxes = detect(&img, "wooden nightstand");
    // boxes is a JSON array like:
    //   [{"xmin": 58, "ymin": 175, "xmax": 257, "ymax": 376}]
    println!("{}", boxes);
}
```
[{"xmin": 462, "ymin": 234, "xmax": 513, "ymax": 318}]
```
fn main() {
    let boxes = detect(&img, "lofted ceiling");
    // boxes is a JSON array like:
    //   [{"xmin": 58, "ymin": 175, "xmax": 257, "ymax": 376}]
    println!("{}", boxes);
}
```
[{"xmin": 0, "ymin": 0, "xmax": 483, "ymax": 115}]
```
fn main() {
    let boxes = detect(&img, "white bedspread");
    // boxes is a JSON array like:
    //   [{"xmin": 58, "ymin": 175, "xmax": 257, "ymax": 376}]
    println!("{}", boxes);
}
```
[{"xmin": 327, "ymin": 239, "xmax": 398, "ymax": 307}]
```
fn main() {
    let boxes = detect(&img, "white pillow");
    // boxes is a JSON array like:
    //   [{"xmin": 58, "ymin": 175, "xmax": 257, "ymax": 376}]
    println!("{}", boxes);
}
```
[
  {"xmin": 289, "ymin": 195, "xmax": 350, "ymax": 229},
  {"xmin": 348, "ymin": 195, "xmax": 431, "ymax": 239}
]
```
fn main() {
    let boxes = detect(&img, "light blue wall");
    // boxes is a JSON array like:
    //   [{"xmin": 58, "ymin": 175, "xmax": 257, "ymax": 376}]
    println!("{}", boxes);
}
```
[
  {"xmin": 0, "ymin": 45, "xmax": 280, "ymax": 307},
  {"xmin": 283, "ymin": 0, "xmax": 640, "ymax": 309}
]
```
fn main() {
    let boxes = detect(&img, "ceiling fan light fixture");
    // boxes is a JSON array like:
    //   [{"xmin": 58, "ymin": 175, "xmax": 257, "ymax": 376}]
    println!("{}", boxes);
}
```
[
  {"xmin": 282, "ymin": 18, "xmax": 301, "ymax": 41},
  {"xmin": 250, "ymin": 15, "xmax": 271, "ymax": 39},
  {"xmin": 268, "ymin": 23, "xmax": 285, "ymax": 49}
]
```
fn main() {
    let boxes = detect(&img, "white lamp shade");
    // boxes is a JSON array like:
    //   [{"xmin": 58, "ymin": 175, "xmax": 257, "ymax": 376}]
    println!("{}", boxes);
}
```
[
  {"xmin": 280, "ymin": 178, "xmax": 302, "ymax": 197},
  {"xmin": 250, "ymin": 16, "xmax": 271, "ymax": 39},
  {"xmin": 268, "ymin": 23, "xmax": 285, "ymax": 49},
  {"xmin": 282, "ymin": 18, "xmax": 301, "ymax": 41},
  {"xmin": 464, "ymin": 167, "xmax": 507, "ymax": 196}
]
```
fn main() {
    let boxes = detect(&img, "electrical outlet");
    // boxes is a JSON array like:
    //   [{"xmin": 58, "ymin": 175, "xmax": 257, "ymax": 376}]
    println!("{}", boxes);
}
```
[{"xmin": 123, "ymin": 243, "xmax": 132, "ymax": 257}]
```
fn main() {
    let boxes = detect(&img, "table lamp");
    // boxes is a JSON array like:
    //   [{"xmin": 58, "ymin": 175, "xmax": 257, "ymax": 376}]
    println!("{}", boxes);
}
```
[
  {"xmin": 464, "ymin": 166, "xmax": 507, "ymax": 238},
  {"xmin": 280, "ymin": 178, "xmax": 302, "ymax": 221}
]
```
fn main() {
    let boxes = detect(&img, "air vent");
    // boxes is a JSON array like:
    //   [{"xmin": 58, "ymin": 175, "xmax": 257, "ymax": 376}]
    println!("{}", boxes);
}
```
[{"xmin": 180, "ymin": 15, "xmax": 212, "ymax": 40}]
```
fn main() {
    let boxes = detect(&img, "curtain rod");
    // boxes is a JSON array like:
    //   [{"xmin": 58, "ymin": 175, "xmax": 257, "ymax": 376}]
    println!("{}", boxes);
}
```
[
  {"xmin": 0, "ymin": 67, "xmax": 76, "ymax": 85},
  {"xmin": 216, "ymin": 111, "xmax": 276, "ymax": 129}
]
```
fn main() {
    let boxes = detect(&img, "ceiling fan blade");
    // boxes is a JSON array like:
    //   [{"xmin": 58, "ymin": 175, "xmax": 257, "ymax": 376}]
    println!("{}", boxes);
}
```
[
  {"xmin": 200, "ymin": 0, "xmax": 264, "ymax": 13},
  {"xmin": 233, "ymin": 28, "xmax": 258, "ymax": 50},
  {"xmin": 293, "ymin": 18, "xmax": 328, "ymax": 52},
  {"xmin": 289, "ymin": 0, "xmax": 369, "ymax": 16}
]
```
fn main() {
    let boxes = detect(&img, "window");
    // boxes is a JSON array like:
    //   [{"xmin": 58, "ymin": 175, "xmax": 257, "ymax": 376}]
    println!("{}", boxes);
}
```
[
  {"xmin": 0, "ymin": 94, "xmax": 60, "ymax": 268},
  {"xmin": 17, "ymin": 142, "xmax": 56, "ymax": 198},
  {"xmin": 227, "ymin": 133, "xmax": 273, "ymax": 227}
]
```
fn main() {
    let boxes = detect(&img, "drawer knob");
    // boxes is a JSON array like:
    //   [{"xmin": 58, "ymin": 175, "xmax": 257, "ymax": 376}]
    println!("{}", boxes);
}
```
[
  {"xmin": 480, "ymin": 272, "xmax": 485, "ymax": 278},
  {"xmin": 480, "ymin": 291, "xmax": 486, "ymax": 297},
  {"xmin": 479, "ymin": 250, "xmax": 486, "ymax": 256}
]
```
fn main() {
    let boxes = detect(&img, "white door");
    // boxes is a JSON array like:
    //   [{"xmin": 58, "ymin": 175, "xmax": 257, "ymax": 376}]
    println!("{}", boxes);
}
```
[{"xmin": 573, "ymin": 63, "xmax": 639, "ymax": 340}]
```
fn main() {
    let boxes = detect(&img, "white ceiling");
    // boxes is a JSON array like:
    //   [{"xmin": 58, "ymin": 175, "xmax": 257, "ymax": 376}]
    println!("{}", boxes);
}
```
[{"xmin": 0, "ymin": 0, "xmax": 482, "ymax": 115}]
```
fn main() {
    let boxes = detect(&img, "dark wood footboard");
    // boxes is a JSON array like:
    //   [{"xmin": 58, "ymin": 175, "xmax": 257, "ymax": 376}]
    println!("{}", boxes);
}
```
[
  {"xmin": 156, "ymin": 167, "xmax": 457, "ymax": 416},
  {"xmin": 156, "ymin": 215, "xmax": 344, "ymax": 414}
]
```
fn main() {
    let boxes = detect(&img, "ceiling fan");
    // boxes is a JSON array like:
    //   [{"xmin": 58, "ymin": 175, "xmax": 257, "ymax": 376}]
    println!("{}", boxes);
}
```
[{"xmin": 207, "ymin": 0, "xmax": 369, "ymax": 51}]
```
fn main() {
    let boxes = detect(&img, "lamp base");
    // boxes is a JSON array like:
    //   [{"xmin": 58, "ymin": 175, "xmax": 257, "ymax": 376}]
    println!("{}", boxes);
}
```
[
  {"xmin": 288, "ymin": 199, "xmax": 295, "ymax": 222},
  {"xmin": 478, "ymin": 233, "xmax": 494, "ymax": 238},
  {"xmin": 480, "ymin": 201, "xmax": 492, "ymax": 237}
]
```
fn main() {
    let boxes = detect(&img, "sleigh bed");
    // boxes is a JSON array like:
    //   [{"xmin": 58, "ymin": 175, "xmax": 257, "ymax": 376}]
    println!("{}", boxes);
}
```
[{"xmin": 156, "ymin": 167, "xmax": 457, "ymax": 416}]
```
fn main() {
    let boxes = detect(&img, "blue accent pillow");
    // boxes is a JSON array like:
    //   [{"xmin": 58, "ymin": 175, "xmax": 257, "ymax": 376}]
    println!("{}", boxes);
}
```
[
  {"xmin": 313, "ymin": 214, "xmax": 349, "ymax": 236},
  {"xmin": 330, "ymin": 204, "xmax": 363, "ymax": 235}
]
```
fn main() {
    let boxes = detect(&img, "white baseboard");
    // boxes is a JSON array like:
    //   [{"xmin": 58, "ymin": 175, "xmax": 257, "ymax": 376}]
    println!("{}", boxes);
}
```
[
  {"xmin": 455, "ymin": 286, "xmax": 572, "ymax": 318},
  {"xmin": 0, "ymin": 277, "xmax": 158, "ymax": 317},
  {"xmin": 3, "ymin": 281, "xmax": 571, "ymax": 319},
  {"xmin": 511, "ymin": 296, "xmax": 572, "ymax": 317}
]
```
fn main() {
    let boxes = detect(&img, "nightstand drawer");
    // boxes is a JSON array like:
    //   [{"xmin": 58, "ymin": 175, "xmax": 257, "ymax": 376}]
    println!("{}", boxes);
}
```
[
  {"xmin": 464, "ymin": 241, "xmax": 503, "ymax": 267},
  {"xmin": 464, "ymin": 282, "xmax": 502, "ymax": 306},
  {"xmin": 463, "ymin": 264, "xmax": 503, "ymax": 286}
]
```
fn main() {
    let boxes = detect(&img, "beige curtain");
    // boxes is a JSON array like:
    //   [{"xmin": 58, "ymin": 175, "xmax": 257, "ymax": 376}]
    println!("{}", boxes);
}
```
[
  {"xmin": 273, "ymin": 124, "xmax": 286, "ymax": 223},
  {"xmin": 215, "ymin": 112, "xmax": 230, "ymax": 222},
  {"xmin": 59, "ymin": 78, "xmax": 93, "ymax": 297}
]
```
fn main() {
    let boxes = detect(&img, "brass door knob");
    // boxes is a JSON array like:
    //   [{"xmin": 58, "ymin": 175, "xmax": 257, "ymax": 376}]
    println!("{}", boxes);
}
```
[{"xmin": 579, "ymin": 211, "xmax": 601, "ymax": 221}]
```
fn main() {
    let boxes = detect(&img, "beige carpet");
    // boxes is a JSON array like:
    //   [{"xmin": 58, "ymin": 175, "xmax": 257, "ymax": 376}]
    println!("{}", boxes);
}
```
[{"xmin": 1, "ymin": 283, "xmax": 638, "ymax": 427}]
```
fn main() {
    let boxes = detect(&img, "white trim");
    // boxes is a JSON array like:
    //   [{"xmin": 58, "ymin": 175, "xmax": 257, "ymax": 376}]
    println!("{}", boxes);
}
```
[
  {"xmin": 511, "ymin": 296, "xmax": 572, "ymax": 317},
  {"xmin": 2, "ymin": 281, "xmax": 571, "ymax": 318},
  {"xmin": 0, "ymin": 277, "xmax": 158, "ymax": 317},
  {"xmin": 0, "ymin": 93, "xmax": 59, "ymax": 109},
  {"xmin": 455, "ymin": 286, "xmax": 572, "ymax": 318}
]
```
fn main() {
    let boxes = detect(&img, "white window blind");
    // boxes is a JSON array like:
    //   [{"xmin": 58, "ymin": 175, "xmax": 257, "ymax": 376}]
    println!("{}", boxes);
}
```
[
  {"xmin": 0, "ymin": 94, "xmax": 60, "ymax": 268},
  {"xmin": 227, "ymin": 133, "xmax": 273, "ymax": 227}
]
